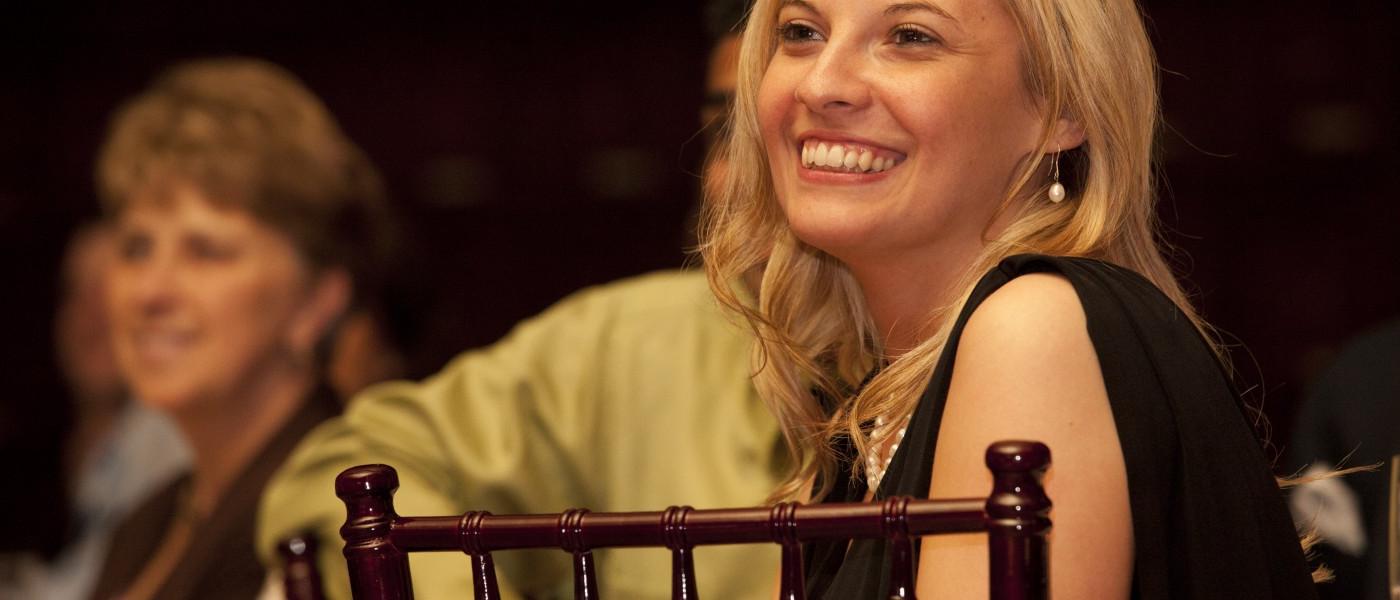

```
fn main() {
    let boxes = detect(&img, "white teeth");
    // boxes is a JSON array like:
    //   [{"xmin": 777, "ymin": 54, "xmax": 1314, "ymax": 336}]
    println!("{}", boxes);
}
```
[
  {"xmin": 826, "ymin": 144, "xmax": 844, "ymax": 167},
  {"xmin": 801, "ymin": 140, "xmax": 897, "ymax": 173},
  {"xmin": 132, "ymin": 330, "xmax": 195, "ymax": 365}
]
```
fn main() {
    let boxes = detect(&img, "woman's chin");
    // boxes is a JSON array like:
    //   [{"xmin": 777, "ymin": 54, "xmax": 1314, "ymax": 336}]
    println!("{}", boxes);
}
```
[
  {"xmin": 786, "ymin": 213, "xmax": 887, "ymax": 264},
  {"xmin": 130, "ymin": 381, "xmax": 203, "ymax": 416}
]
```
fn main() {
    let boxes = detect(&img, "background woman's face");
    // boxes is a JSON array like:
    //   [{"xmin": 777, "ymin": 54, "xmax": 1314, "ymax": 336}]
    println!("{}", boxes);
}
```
[
  {"xmin": 106, "ymin": 185, "xmax": 316, "ymax": 414},
  {"xmin": 758, "ymin": 0, "xmax": 1042, "ymax": 267}
]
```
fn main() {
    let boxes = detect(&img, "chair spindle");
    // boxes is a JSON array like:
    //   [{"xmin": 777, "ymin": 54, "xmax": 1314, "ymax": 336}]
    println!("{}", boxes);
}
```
[
  {"xmin": 882, "ymin": 496, "xmax": 917, "ymax": 599},
  {"xmin": 459, "ymin": 511, "xmax": 501, "ymax": 600},
  {"xmin": 770, "ymin": 501, "xmax": 806, "ymax": 600},
  {"xmin": 559, "ymin": 508, "xmax": 600, "ymax": 600},
  {"xmin": 663, "ymin": 505, "xmax": 700, "ymax": 600},
  {"xmin": 278, "ymin": 532, "xmax": 326, "ymax": 600}
]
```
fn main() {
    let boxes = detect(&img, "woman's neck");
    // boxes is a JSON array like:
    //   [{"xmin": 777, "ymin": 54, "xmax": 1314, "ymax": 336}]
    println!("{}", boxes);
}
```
[
  {"xmin": 851, "ymin": 242, "xmax": 983, "ymax": 360},
  {"xmin": 852, "ymin": 197, "xmax": 1028, "ymax": 358},
  {"xmin": 172, "ymin": 364, "xmax": 314, "ymax": 519}
]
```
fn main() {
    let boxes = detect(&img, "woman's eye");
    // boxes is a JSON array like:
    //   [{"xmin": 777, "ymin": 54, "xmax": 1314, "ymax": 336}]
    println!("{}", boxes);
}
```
[
  {"xmin": 776, "ymin": 22, "xmax": 824, "ymax": 44},
  {"xmin": 117, "ymin": 233, "xmax": 151, "ymax": 263},
  {"xmin": 892, "ymin": 24, "xmax": 940, "ymax": 47}
]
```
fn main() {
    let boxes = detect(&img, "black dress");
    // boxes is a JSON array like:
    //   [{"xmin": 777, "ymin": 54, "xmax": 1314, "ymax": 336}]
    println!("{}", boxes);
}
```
[{"xmin": 804, "ymin": 254, "xmax": 1318, "ymax": 599}]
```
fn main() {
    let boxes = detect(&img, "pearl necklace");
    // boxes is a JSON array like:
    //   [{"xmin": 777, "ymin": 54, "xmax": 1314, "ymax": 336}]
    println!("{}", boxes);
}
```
[{"xmin": 865, "ymin": 414, "xmax": 910, "ymax": 492}]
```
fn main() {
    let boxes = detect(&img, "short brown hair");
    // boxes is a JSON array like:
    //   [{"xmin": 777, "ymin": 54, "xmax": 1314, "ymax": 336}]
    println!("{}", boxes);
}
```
[{"xmin": 96, "ymin": 57, "xmax": 393, "ymax": 301}]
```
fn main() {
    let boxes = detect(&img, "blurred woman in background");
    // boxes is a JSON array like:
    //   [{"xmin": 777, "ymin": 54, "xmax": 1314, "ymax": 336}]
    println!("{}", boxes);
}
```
[{"xmin": 89, "ymin": 57, "xmax": 393, "ymax": 600}]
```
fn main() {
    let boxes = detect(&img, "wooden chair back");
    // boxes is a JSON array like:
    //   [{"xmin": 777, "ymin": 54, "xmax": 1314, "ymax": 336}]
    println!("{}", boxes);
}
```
[{"xmin": 335, "ymin": 440, "xmax": 1051, "ymax": 600}]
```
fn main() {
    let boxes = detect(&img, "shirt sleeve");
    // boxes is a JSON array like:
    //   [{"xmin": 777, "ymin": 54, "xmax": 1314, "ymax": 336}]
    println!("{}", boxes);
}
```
[
  {"xmin": 255, "ymin": 271, "xmax": 781, "ymax": 600},
  {"xmin": 255, "ymin": 278, "xmax": 642, "ymax": 599}
]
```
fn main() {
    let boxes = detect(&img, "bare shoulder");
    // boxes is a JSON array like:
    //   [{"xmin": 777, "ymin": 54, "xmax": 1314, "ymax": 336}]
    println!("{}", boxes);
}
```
[
  {"xmin": 941, "ymin": 268, "xmax": 1112, "ymax": 452},
  {"xmin": 918, "ymin": 273, "xmax": 1133, "ymax": 598},
  {"xmin": 952, "ymin": 272, "xmax": 1099, "ymax": 404},
  {"xmin": 961, "ymin": 272, "xmax": 1086, "ymax": 355}
]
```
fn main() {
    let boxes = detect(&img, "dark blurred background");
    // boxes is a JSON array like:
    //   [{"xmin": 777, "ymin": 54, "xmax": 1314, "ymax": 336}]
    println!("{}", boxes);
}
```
[{"xmin": 1, "ymin": 0, "xmax": 1396, "ymax": 507}]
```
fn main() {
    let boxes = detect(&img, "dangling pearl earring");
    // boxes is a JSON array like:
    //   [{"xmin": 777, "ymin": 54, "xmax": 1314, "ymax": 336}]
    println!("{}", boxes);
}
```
[{"xmin": 1048, "ymin": 147, "xmax": 1066, "ymax": 204}]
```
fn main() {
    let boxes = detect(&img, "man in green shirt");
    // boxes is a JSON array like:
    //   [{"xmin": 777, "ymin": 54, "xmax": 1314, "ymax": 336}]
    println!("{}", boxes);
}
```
[
  {"xmin": 255, "ymin": 5, "xmax": 778, "ymax": 597},
  {"xmin": 256, "ymin": 271, "xmax": 780, "ymax": 598}
]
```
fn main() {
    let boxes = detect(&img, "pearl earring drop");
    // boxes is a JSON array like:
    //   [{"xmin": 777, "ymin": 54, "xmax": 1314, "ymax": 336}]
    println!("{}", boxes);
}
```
[{"xmin": 1048, "ymin": 148, "xmax": 1066, "ymax": 204}]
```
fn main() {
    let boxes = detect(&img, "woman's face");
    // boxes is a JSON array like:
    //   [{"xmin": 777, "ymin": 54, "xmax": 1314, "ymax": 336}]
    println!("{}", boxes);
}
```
[
  {"xmin": 758, "ymin": 0, "xmax": 1042, "ymax": 266},
  {"xmin": 107, "ymin": 185, "xmax": 320, "ymax": 414}
]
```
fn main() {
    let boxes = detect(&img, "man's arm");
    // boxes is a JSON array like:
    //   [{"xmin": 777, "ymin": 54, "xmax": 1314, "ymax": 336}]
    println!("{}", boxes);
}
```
[
  {"xmin": 256, "ymin": 270, "xmax": 781, "ymax": 600},
  {"xmin": 257, "ymin": 279, "xmax": 638, "ymax": 599}
]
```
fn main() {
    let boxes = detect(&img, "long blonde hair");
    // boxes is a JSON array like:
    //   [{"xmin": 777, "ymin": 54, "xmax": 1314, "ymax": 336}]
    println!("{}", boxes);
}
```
[{"xmin": 700, "ymin": 0, "xmax": 1207, "ymax": 503}]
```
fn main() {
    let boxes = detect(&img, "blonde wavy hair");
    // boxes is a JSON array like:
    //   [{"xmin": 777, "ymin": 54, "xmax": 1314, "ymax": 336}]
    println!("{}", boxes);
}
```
[{"xmin": 701, "ymin": 0, "xmax": 1206, "ymax": 504}]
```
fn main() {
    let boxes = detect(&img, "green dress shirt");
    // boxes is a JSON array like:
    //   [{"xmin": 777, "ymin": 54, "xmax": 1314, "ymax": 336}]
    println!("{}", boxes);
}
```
[{"xmin": 256, "ymin": 270, "xmax": 782, "ymax": 599}]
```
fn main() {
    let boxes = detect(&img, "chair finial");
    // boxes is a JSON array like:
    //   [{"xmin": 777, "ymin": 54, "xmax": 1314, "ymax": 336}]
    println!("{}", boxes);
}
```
[
  {"xmin": 985, "ymin": 441, "xmax": 1051, "ymax": 600},
  {"xmin": 336, "ymin": 464, "xmax": 413, "ymax": 600}
]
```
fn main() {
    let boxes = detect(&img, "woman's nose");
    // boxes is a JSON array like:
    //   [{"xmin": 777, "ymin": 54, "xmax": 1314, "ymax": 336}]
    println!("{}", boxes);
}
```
[
  {"xmin": 794, "ymin": 43, "xmax": 872, "ymax": 116},
  {"xmin": 122, "ymin": 251, "xmax": 181, "ymax": 316}
]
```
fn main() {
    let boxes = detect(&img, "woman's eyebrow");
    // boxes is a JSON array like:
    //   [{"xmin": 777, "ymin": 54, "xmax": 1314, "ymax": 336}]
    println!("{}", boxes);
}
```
[
  {"xmin": 779, "ymin": 0, "xmax": 817, "ymax": 11},
  {"xmin": 885, "ymin": 1, "xmax": 957, "ymax": 22}
]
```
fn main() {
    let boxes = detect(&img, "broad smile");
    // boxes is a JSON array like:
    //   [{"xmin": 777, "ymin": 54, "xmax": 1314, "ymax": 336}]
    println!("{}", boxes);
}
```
[
  {"xmin": 798, "ymin": 137, "xmax": 906, "ymax": 174},
  {"xmin": 127, "ymin": 327, "xmax": 198, "ymax": 366}
]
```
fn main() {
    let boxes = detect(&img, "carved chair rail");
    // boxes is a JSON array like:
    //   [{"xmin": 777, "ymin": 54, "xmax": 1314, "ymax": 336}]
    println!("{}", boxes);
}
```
[{"xmin": 335, "ymin": 440, "xmax": 1050, "ymax": 600}]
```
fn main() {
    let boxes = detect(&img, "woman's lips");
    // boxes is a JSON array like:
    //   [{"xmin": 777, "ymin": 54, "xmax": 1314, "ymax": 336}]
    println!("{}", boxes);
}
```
[{"xmin": 129, "ymin": 329, "xmax": 197, "ymax": 366}]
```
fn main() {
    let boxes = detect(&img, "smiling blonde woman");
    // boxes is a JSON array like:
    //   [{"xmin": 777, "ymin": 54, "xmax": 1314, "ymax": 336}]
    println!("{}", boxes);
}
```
[{"xmin": 702, "ymin": 0, "xmax": 1321, "ymax": 598}]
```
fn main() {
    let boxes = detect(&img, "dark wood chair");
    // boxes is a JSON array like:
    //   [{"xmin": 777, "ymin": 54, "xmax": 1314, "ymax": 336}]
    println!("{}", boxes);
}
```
[
  {"xmin": 335, "ymin": 440, "xmax": 1051, "ymax": 600},
  {"xmin": 278, "ymin": 532, "xmax": 327, "ymax": 600}
]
